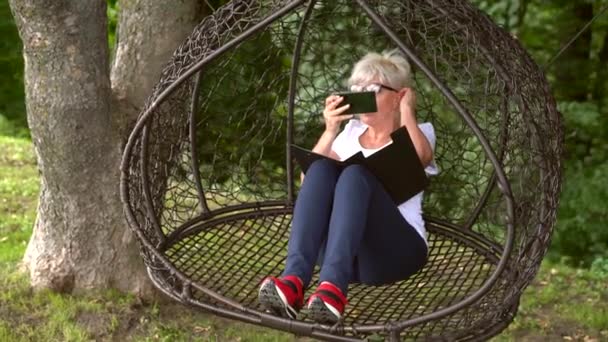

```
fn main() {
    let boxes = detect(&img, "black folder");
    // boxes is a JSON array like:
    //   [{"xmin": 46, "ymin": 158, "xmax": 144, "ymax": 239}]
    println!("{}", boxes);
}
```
[{"xmin": 291, "ymin": 126, "xmax": 429, "ymax": 204}]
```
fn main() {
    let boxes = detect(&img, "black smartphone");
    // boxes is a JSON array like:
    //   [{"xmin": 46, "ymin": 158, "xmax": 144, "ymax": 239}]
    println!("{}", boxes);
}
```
[{"xmin": 333, "ymin": 91, "xmax": 377, "ymax": 115}]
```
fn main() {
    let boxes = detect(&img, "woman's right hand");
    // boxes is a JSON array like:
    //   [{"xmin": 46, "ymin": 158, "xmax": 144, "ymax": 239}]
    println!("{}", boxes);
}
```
[{"xmin": 323, "ymin": 95, "xmax": 353, "ymax": 134}]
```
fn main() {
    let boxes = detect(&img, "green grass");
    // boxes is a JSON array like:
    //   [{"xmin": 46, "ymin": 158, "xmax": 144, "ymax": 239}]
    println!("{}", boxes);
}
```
[
  {"xmin": 0, "ymin": 136, "xmax": 38, "ymax": 264},
  {"xmin": 0, "ymin": 134, "xmax": 607, "ymax": 341},
  {"xmin": 493, "ymin": 262, "xmax": 608, "ymax": 341}
]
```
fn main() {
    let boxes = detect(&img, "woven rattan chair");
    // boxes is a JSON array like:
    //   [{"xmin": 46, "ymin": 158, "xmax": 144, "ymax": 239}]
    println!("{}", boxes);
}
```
[{"xmin": 120, "ymin": 0, "xmax": 563, "ymax": 340}]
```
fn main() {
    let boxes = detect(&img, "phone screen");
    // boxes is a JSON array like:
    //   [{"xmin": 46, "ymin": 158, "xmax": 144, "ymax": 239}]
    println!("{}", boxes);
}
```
[{"xmin": 333, "ymin": 91, "xmax": 378, "ymax": 115}]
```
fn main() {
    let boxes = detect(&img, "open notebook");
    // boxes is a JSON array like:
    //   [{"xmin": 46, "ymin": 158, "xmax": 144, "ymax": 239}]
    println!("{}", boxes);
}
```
[{"xmin": 291, "ymin": 126, "xmax": 429, "ymax": 204}]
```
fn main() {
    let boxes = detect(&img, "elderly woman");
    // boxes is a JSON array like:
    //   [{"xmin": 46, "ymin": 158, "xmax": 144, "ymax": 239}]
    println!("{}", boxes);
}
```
[{"xmin": 258, "ymin": 50, "xmax": 438, "ymax": 323}]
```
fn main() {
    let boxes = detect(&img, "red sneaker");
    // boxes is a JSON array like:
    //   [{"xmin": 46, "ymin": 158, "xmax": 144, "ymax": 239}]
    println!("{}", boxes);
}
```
[
  {"xmin": 258, "ymin": 275, "xmax": 304, "ymax": 319},
  {"xmin": 307, "ymin": 281, "xmax": 348, "ymax": 324}
]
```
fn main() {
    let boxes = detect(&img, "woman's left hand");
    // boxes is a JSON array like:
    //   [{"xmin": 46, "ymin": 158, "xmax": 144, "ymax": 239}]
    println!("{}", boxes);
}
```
[{"xmin": 399, "ymin": 88, "xmax": 417, "ymax": 122}]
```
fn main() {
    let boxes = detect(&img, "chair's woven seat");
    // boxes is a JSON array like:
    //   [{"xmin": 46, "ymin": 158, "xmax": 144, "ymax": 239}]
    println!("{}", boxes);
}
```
[
  {"xmin": 120, "ymin": 0, "xmax": 562, "ymax": 340},
  {"xmin": 148, "ymin": 206, "xmax": 508, "ymax": 339}
]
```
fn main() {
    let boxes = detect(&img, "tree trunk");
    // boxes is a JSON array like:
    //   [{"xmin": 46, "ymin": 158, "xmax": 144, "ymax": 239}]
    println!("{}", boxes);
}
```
[
  {"xmin": 9, "ymin": 0, "xmax": 207, "ymax": 296},
  {"xmin": 553, "ymin": 1, "xmax": 593, "ymax": 101},
  {"xmin": 593, "ymin": 29, "xmax": 608, "ymax": 110},
  {"xmin": 111, "ymin": 0, "xmax": 209, "ymax": 139}
]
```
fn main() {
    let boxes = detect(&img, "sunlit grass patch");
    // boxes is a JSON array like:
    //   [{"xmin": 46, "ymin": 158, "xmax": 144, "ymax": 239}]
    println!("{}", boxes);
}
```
[{"xmin": 0, "ymin": 136, "xmax": 38, "ymax": 264}]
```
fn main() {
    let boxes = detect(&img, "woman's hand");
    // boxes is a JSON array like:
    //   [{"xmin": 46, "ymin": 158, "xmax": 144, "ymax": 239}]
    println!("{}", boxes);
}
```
[
  {"xmin": 323, "ymin": 95, "xmax": 353, "ymax": 134},
  {"xmin": 398, "ymin": 88, "xmax": 433, "ymax": 166},
  {"xmin": 399, "ymin": 88, "xmax": 417, "ymax": 125}
]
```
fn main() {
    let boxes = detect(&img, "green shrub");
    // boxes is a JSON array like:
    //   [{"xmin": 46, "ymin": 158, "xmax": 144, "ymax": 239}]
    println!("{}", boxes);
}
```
[
  {"xmin": 590, "ymin": 257, "xmax": 608, "ymax": 279},
  {"xmin": 548, "ymin": 101, "xmax": 608, "ymax": 267}
]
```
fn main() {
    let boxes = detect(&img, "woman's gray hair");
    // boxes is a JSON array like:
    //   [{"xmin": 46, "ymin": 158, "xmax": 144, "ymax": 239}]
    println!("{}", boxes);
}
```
[{"xmin": 347, "ymin": 49, "xmax": 413, "ymax": 89}]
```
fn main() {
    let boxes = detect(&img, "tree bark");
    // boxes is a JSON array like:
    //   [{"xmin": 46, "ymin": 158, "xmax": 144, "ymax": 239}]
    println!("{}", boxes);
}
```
[
  {"xmin": 9, "ymin": 0, "xmax": 207, "ymax": 296},
  {"xmin": 111, "ymin": 0, "xmax": 209, "ymax": 139}
]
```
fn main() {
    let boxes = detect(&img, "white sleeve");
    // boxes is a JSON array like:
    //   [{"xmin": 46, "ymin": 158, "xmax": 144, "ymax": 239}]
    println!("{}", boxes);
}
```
[{"xmin": 418, "ymin": 123, "xmax": 439, "ymax": 176}]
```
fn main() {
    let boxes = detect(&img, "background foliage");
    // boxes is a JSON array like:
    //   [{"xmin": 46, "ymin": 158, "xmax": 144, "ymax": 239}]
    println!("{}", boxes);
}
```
[
  {"xmin": 478, "ymin": 0, "xmax": 608, "ymax": 268},
  {"xmin": 1, "ymin": 0, "xmax": 606, "ymax": 268},
  {"xmin": 0, "ymin": 0, "xmax": 25, "ymax": 137}
]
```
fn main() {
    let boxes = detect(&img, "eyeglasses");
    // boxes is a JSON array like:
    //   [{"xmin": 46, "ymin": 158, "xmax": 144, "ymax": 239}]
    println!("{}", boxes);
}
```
[{"xmin": 350, "ymin": 83, "xmax": 398, "ymax": 94}]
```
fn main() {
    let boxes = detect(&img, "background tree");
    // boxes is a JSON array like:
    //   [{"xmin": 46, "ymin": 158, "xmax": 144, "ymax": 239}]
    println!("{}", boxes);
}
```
[{"xmin": 7, "ymin": 0, "xmax": 221, "ymax": 294}]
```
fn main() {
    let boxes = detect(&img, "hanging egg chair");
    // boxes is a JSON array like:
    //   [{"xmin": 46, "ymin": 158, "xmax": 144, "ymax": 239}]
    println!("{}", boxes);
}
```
[{"xmin": 120, "ymin": 0, "xmax": 563, "ymax": 340}]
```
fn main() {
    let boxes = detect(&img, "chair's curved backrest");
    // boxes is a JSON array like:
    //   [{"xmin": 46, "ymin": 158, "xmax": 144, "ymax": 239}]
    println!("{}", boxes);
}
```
[{"xmin": 121, "ymin": 0, "xmax": 562, "ymax": 340}]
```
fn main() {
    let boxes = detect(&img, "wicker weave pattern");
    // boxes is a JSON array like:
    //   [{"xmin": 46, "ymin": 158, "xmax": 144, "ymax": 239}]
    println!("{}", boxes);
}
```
[{"xmin": 120, "ymin": 0, "xmax": 562, "ymax": 340}]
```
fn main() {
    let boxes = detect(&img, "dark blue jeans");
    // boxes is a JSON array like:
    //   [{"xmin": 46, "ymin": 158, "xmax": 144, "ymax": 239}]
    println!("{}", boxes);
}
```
[{"xmin": 282, "ymin": 159, "xmax": 428, "ymax": 295}]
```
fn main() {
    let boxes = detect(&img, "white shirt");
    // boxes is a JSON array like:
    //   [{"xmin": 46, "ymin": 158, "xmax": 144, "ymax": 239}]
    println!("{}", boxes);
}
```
[{"xmin": 331, "ymin": 120, "xmax": 439, "ymax": 246}]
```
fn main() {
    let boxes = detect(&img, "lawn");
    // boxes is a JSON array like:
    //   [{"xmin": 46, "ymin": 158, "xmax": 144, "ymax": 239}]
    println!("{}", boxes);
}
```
[{"xmin": 0, "ymin": 135, "xmax": 606, "ymax": 341}]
